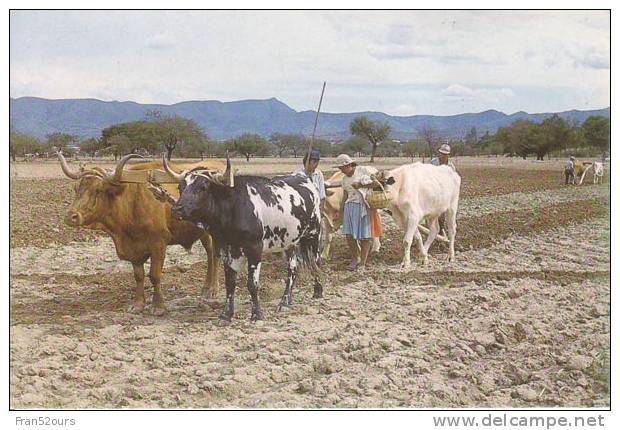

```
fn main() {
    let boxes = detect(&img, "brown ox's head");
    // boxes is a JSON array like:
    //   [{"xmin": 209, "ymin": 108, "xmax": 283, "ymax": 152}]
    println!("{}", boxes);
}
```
[{"xmin": 58, "ymin": 152, "xmax": 142, "ymax": 227}]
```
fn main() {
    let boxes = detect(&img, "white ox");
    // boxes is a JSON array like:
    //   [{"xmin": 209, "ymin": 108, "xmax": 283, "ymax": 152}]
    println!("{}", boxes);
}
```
[
  {"xmin": 593, "ymin": 162, "xmax": 604, "ymax": 184},
  {"xmin": 380, "ymin": 163, "xmax": 461, "ymax": 269}
]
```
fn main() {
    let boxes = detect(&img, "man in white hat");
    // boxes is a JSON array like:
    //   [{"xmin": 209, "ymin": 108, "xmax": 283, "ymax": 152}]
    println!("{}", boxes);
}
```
[
  {"xmin": 431, "ymin": 143, "xmax": 456, "ymax": 171},
  {"xmin": 430, "ymin": 143, "xmax": 456, "ymax": 237},
  {"xmin": 565, "ymin": 155, "xmax": 576, "ymax": 185}
]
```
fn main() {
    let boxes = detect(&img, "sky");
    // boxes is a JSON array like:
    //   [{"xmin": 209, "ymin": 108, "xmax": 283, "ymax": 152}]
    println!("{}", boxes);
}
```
[{"xmin": 9, "ymin": 10, "xmax": 610, "ymax": 116}]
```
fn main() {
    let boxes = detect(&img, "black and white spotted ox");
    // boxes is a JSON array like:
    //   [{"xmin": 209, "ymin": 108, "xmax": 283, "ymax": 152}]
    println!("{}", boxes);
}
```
[{"xmin": 163, "ymin": 154, "xmax": 323, "ymax": 324}]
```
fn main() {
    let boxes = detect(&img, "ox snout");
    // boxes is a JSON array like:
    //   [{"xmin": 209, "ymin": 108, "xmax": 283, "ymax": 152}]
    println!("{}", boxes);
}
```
[{"xmin": 64, "ymin": 211, "xmax": 83, "ymax": 227}]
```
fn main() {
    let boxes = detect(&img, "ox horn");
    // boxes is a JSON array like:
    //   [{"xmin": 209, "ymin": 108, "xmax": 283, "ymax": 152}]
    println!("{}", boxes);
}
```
[
  {"xmin": 162, "ymin": 154, "xmax": 188, "ymax": 183},
  {"xmin": 224, "ymin": 150, "xmax": 234, "ymax": 187},
  {"xmin": 57, "ymin": 151, "xmax": 81, "ymax": 180},
  {"xmin": 108, "ymin": 153, "xmax": 143, "ymax": 183}
]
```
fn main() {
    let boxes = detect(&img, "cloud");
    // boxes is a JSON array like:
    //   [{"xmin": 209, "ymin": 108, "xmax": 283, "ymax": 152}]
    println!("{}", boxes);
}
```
[
  {"xmin": 441, "ymin": 84, "xmax": 514, "ymax": 101},
  {"xmin": 9, "ymin": 10, "xmax": 610, "ymax": 116},
  {"xmin": 143, "ymin": 34, "xmax": 175, "ymax": 51},
  {"xmin": 572, "ymin": 49, "xmax": 610, "ymax": 70},
  {"xmin": 367, "ymin": 43, "xmax": 487, "ymax": 64}
]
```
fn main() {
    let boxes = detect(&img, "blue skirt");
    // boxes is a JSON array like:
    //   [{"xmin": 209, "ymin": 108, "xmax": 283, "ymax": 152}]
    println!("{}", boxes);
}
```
[{"xmin": 342, "ymin": 202, "xmax": 371, "ymax": 240}]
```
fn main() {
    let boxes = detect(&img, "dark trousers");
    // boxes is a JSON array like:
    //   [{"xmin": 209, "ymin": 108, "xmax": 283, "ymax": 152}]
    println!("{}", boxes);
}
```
[{"xmin": 565, "ymin": 169, "xmax": 575, "ymax": 185}]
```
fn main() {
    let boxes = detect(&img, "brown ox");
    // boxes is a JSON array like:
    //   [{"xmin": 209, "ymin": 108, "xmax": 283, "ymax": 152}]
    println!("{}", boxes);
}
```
[
  {"xmin": 321, "ymin": 168, "xmax": 380, "ymax": 260},
  {"xmin": 58, "ymin": 153, "xmax": 223, "ymax": 315},
  {"xmin": 573, "ymin": 160, "xmax": 593, "ymax": 185}
]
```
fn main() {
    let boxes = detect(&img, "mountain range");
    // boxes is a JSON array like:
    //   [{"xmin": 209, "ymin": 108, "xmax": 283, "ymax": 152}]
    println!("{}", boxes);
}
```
[{"xmin": 9, "ymin": 96, "xmax": 610, "ymax": 141}]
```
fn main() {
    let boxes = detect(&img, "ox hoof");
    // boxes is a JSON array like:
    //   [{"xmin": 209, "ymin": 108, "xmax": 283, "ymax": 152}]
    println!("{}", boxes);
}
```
[
  {"xmin": 277, "ymin": 302, "xmax": 290, "ymax": 313},
  {"xmin": 151, "ymin": 305, "xmax": 168, "ymax": 316},
  {"xmin": 198, "ymin": 295, "xmax": 218, "ymax": 308},
  {"xmin": 200, "ymin": 287, "xmax": 218, "ymax": 300},
  {"xmin": 312, "ymin": 292, "xmax": 323, "ymax": 299},
  {"xmin": 127, "ymin": 302, "xmax": 145, "ymax": 314},
  {"xmin": 217, "ymin": 317, "xmax": 232, "ymax": 327},
  {"xmin": 250, "ymin": 311, "xmax": 264, "ymax": 322}
]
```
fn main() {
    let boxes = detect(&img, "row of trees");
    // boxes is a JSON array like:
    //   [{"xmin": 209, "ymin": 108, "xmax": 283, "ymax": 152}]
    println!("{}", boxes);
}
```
[
  {"xmin": 10, "ymin": 113, "xmax": 609, "ymax": 162},
  {"xmin": 9, "ymin": 129, "xmax": 81, "ymax": 161},
  {"xmin": 492, "ymin": 115, "xmax": 609, "ymax": 160}
]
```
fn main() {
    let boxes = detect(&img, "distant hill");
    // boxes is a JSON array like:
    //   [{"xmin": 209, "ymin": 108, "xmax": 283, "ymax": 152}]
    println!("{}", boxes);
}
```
[{"xmin": 9, "ymin": 96, "xmax": 610, "ymax": 141}]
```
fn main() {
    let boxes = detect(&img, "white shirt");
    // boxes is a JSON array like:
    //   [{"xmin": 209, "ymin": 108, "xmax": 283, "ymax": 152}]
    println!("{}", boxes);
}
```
[
  {"xmin": 431, "ymin": 157, "xmax": 456, "ymax": 171},
  {"xmin": 341, "ymin": 166, "xmax": 373, "ymax": 204},
  {"xmin": 294, "ymin": 168, "xmax": 326, "ymax": 201}
]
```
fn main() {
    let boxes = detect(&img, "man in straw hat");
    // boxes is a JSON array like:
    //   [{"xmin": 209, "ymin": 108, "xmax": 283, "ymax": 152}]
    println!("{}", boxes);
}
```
[{"xmin": 431, "ymin": 143, "xmax": 456, "ymax": 171}]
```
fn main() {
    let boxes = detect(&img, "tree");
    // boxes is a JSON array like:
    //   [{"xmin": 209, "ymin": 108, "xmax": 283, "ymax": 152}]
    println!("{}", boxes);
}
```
[
  {"xmin": 46, "ymin": 132, "xmax": 77, "ymax": 154},
  {"xmin": 376, "ymin": 140, "xmax": 401, "ymax": 157},
  {"xmin": 310, "ymin": 138, "xmax": 333, "ymax": 157},
  {"xmin": 477, "ymin": 131, "xmax": 502, "ymax": 156},
  {"xmin": 106, "ymin": 134, "xmax": 132, "ymax": 160},
  {"xmin": 80, "ymin": 138, "xmax": 101, "ymax": 158},
  {"xmin": 495, "ymin": 120, "xmax": 538, "ymax": 159},
  {"xmin": 581, "ymin": 116, "xmax": 610, "ymax": 153},
  {"xmin": 342, "ymin": 136, "xmax": 368, "ymax": 157},
  {"xmin": 349, "ymin": 116, "xmax": 391, "ymax": 162},
  {"xmin": 270, "ymin": 133, "xmax": 294, "ymax": 157},
  {"xmin": 450, "ymin": 139, "xmax": 466, "ymax": 157},
  {"xmin": 204, "ymin": 141, "xmax": 228, "ymax": 158},
  {"xmin": 157, "ymin": 116, "xmax": 207, "ymax": 160},
  {"xmin": 464, "ymin": 127, "xmax": 478, "ymax": 155},
  {"xmin": 536, "ymin": 114, "xmax": 576, "ymax": 161},
  {"xmin": 10, "ymin": 130, "xmax": 44, "ymax": 160},
  {"xmin": 403, "ymin": 140, "xmax": 425, "ymax": 161},
  {"xmin": 417, "ymin": 126, "xmax": 441, "ymax": 159},
  {"xmin": 230, "ymin": 133, "xmax": 271, "ymax": 162},
  {"xmin": 100, "ymin": 121, "xmax": 162, "ymax": 156},
  {"xmin": 290, "ymin": 135, "xmax": 309, "ymax": 158}
]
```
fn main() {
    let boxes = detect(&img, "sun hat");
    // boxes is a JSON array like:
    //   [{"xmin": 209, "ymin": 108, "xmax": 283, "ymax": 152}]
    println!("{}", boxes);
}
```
[
  {"xmin": 570, "ymin": 155, "xmax": 575, "ymax": 160},
  {"xmin": 335, "ymin": 154, "xmax": 356, "ymax": 168},
  {"xmin": 438, "ymin": 144, "xmax": 451, "ymax": 155}
]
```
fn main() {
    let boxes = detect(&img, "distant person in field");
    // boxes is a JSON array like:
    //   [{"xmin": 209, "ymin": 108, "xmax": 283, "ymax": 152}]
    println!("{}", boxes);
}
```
[
  {"xmin": 295, "ymin": 149, "xmax": 326, "ymax": 212},
  {"xmin": 430, "ymin": 143, "xmax": 456, "ymax": 237},
  {"xmin": 565, "ymin": 156, "xmax": 576, "ymax": 185},
  {"xmin": 431, "ymin": 143, "xmax": 456, "ymax": 171}
]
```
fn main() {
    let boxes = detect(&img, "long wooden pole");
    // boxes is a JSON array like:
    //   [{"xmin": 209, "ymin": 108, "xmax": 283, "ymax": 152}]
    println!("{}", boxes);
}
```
[{"xmin": 305, "ymin": 81, "xmax": 326, "ymax": 171}]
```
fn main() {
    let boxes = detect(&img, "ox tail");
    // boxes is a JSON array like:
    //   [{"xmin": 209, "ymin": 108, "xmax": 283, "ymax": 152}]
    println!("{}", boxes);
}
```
[{"xmin": 296, "ymin": 235, "xmax": 321, "ymax": 274}]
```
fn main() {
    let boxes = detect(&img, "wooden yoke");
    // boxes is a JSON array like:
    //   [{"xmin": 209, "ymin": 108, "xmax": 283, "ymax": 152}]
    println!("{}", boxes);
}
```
[
  {"xmin": 116, "ymin": 168, "xmax": 179, "ymax": 205},
  {"xmin": 119, "ymin": 169, "xmax": 180, "ymax": 184}
]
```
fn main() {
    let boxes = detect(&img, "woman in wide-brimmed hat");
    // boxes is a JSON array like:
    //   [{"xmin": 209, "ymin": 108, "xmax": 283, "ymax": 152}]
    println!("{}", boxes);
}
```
[{"xmin": 334, "ymin": 154, "xmax": 376, "ymax": 271}]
